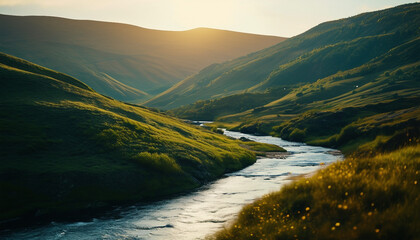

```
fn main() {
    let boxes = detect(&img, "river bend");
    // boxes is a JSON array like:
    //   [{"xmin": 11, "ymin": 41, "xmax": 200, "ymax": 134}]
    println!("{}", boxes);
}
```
[{"xmin": 3, "ymin": 130, "xmax": 342, "ymax": 240}]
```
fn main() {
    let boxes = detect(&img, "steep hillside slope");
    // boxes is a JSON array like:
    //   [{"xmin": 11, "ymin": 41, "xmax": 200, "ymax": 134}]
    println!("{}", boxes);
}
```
[
  {"xmin": 0, "ymin": 14, "xmax": 285, "ymax": 101},
  {"xmin": 0, "ymin": 52, "xmax": 257, "ymax": 226},
  {"xmin": 146, "ymin": 3, "xmax": 420, "ymax": 109}
]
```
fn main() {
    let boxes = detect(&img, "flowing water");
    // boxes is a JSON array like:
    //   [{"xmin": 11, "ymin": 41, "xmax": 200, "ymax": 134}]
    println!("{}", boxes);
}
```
[{"xmin": 3, "ymin": 130, "xmax": 342, "ymax": 240}]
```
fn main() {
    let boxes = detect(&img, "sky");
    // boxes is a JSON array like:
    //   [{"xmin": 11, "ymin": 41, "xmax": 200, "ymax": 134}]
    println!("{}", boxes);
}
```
[{"xmin": 0, "ymin": 0, "xmax": 417, "ymax": 37}]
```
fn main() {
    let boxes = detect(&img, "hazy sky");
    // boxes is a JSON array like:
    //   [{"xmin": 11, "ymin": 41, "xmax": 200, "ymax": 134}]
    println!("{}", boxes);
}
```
[{"xmin": 0, "ymin": 0, "xmax": 417, "ymax": 37}]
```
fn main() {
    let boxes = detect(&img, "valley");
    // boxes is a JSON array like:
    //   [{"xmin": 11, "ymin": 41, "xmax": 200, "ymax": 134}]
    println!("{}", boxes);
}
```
[
  {"xmin": 0, "ymin": 14, "xmax": 284, "ymax": 102},
  {"xmin": 0, "ymin": 2, "xmax": 419, "ymax": 240}
]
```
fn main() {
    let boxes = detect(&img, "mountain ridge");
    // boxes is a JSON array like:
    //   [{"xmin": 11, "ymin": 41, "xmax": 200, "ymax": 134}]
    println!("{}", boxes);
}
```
[
  {"xmin": 0, "ymin": 14, "xmax": 285, "ymax": 101},
  {"xmin": 146, "ymin": 3, "xmax": 420, "ymax": 109}
]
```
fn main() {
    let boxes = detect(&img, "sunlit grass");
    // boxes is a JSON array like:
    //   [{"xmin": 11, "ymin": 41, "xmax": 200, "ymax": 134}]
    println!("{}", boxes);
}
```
[
  {"xmin": 240, "ymin": 141, "xmax": 286, "ymax": 153},
  {"xmin": 211, "ymin": 145, "xmax": 420, "ymax": 240}
]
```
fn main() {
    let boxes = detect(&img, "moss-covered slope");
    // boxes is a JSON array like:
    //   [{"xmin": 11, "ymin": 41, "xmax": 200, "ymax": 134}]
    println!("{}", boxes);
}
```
[{"xmin": 0, "ymin": 52, "xmax": 256, "ymax": 226}]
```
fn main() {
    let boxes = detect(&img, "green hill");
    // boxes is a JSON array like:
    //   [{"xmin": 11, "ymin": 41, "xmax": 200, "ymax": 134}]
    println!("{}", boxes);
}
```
[
  {"xmin": 220, "ymin": 35, "xmax": 420, "ymax": 154},
  {"xmin": 146, "ymin": 3, "xmax": 420, "ymax": 110},
  {"xmin": 0, "ymin": 14, "xmax": 285, "ymax": 102},
  {"xmin": 169, "ymin": 34, "xmax": 420, "ymax": 154},
  {"xmin": 0, "ymin": 52, "xmax": 259, "ymax": 227},
  {"xmin": 164, "ymin": 4, "xmax": 420, "ymax": 155}
]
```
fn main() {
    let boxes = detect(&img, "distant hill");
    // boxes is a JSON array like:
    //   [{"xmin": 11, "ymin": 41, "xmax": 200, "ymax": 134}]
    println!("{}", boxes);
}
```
[
  {"xmin": 0, "ymin": 14, "xmax": 285, "ymax": 101},
  {"xmin": 146, "ymin": 3, "xmax": 420, "ymax": 109},
  {"xmin": 0, "ymin": 52, "xmax": 256, "ymax": 226}
]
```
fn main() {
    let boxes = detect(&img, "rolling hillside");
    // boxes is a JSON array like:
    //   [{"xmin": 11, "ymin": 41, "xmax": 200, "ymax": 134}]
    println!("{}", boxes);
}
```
[
  {"xmin": 209, "ymin": 38, "xmax": 420, "ymax": 239},
  {"xmin": 217, "ymin": 32, "xmax": 420, "ymax": 154},
  {"xmin": 166, "ymin": 3, "xmax": 420, "ymax": 156},
  {"xmin": 201, "ymin": 4, "xmax": 420, "ymax": 239},
  {"xmin": 0, "ymin": 52, "xmax": 259, "ymax": 226},
  {"xmin": 0, "ymin": 14, "xmax": 285, "ymax": 101},
  {"xmin": 146, "ymin": 3, "xmax": 420, "ymax": 110}
]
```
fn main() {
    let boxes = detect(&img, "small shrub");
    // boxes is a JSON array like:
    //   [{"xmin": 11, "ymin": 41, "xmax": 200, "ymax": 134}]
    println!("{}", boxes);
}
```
[
  {"xmin": 211, "ymin": 127, "xmax": 224, "ymax": 134},
  {"xmin": 289, "ymin": 128, "xmax": 306, "ymax": 142}
]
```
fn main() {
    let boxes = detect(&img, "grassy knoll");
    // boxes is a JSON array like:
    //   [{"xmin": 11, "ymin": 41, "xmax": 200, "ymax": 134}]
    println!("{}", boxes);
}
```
[
  {"xmin": 239, "ymin": 140, "xmax": 286, "ymax": 157},
  {"xmin": 212, "ymin": 145, "xmax": 420, "ymax": 240},
  {"xmin": 0, "ymin": 52, "xmax": 257, "ymax": 227},
  {"xmin": 240, "ymin": 141, "xmax": 286, "ymax": 153}
]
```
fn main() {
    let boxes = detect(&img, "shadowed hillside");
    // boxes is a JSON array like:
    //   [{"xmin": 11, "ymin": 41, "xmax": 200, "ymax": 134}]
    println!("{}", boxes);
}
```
[{"xmin": 0, "ymin": 14, "xmax": 285, "ymax": 101}]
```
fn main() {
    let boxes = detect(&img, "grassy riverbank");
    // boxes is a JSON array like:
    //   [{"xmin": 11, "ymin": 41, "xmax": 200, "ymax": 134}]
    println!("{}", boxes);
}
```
[
  {"xmin": 209, "ymin": 110, "xmax": 419, "ymax": 239},
  {"xmin": 211, "ymin": 144, "xmax": 420, "ymax": 240}
]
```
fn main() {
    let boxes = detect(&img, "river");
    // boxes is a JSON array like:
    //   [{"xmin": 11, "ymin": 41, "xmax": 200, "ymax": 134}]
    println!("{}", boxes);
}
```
[{"xmin": 2, "ymin": 130, "xmax": 342, "ymax": 240}]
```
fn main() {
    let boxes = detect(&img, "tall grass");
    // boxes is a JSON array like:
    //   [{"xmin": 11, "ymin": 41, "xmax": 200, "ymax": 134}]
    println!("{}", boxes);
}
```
[{"xmin": 211, "ymin": 145, "xmax": 420, "ymax": 240}]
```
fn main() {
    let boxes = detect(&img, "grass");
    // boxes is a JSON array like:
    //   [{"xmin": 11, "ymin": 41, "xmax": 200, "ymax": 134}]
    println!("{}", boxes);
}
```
[
  {"xmin": 0, "ymin": 52, "xmax": 257, "ymax": 226},
  {"xmin": 272, "ymin": 103, "xmax": 420, "ymax": 154},
  {"xmin": 168, "ymin": 89, "xmax": 290, "ymax": 120},
  {"xmin": 240, "ymin": 141, "xmax": 286, "ymax": 153},
  {"xmin": 211, "ymin": 145, "xmax": 420, "ymax": 240}
]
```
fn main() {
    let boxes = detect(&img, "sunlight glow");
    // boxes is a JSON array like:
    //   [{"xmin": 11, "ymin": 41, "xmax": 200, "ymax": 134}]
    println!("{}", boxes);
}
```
[{"xmin": 0, "ymin": 0, "xmax": 417, "ymax": 36}]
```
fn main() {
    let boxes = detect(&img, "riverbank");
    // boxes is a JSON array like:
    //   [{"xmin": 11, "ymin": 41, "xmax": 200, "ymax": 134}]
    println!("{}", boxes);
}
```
[
  {"xmin": 212, "ymin": 144, "xmax": 420, "ymax": 240},
  {"xmin": 1, "ymin": 130, "xmax": 341, "ymax": 240}
]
